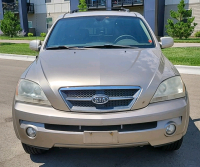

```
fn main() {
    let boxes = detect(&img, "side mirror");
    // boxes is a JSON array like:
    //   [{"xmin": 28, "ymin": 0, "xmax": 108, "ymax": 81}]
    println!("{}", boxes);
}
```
[
  {"xmin": 29, "ymin": 40, "xmax": 42, "ymax": 51},
  {"xmin": 160, "ymin": 37, "xmax": 174, "ymax": 49}
]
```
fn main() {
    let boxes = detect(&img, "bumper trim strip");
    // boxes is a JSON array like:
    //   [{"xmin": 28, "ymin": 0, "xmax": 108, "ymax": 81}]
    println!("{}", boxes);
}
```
[{"xmin": 45, "ymin": 121, "xmax": 157, "ymax": 132}]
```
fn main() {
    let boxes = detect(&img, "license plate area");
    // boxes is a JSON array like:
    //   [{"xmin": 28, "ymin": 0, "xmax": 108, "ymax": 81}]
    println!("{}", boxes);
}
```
[{"xmin": 84, "ymin": 131, "xmax": 118, "ymax": 144}]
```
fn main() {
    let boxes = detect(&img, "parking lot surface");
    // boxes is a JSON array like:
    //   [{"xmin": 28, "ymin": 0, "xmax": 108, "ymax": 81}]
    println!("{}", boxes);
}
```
[{"xmin": 0, "ymin": 59, "xmax": 200, "ymax": 167}]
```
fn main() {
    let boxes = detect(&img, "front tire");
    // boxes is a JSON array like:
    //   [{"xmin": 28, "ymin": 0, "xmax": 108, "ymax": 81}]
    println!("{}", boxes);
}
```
[
  {"xmin": 22, "ymin": 143, "xmax": 48, "ymax": 155},
  {"xmin": 159, "ymin": 137, "xmax": 183, "ymax": 151}
]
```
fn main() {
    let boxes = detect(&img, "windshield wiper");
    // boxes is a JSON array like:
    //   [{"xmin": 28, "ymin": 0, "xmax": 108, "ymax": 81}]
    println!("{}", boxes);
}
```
[
  {"xmin": 46, "ymin": 46, "xmax": 81, "ymax": 50},
  {"xmin": 83, "ymin": 44, "xmax": 138, "ymax": 49},
  {"xmin": 46, "ymin": 45, "xmax": 139, "ymax": 50}
]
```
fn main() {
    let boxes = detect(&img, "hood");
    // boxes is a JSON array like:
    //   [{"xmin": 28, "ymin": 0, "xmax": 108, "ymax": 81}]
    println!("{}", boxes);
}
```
[
  {"xmin": 39, "ymin": 49, "xmax": 160, "ymax": 89},
  {"xmin": 25, "ymin": 48, "xmax": 175, "ymax": 111}
]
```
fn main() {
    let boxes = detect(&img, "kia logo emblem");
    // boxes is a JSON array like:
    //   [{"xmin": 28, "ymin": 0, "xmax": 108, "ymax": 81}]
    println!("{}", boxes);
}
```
[{"xmin": 92, "ymin": 95, "xmax": 109, "ymax": 104}]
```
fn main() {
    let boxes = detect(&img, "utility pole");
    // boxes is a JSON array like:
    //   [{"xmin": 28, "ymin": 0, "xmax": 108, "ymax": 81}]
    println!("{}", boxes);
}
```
[
  {"xmin": 106, "ymin": 0, "xmax": 112, "ymax": 10},
  {"xmin": 70, "ymin": 0, "xmax": 79, "ymax": 11},
  {"xmin": 144, "ymin": 0, "xmax": 157, "ymax": 35},
  {"xmin": 18, "ymin": 0, "xmax": 29, "ymax": 36},
  {"xmin": 144, "ymin": 0, "xmax": 165, "ymax": 36}
]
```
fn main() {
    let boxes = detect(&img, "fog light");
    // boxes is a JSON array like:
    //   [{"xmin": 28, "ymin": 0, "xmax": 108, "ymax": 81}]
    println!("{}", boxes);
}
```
[
  {"xmin": 26, "ymin": 127, "xmax": 37, "ymax": 138},
  {"xmin": 166, "ymin": 124, "xmax": 176, "ymax": 135}
]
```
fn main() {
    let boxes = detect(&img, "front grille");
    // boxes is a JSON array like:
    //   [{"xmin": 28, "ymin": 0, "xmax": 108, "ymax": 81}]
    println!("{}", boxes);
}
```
[
  {"xmin": 69, "ymin": 99, "xmax": 132, "ymax": 108},
  {"xmin": 59, "ymin": 86, "xmax": 141, "ymax": 113},
  {"xmin": 104, "ymin": 89, "xmax": 137, "ymax": 97},
  {"xmin": 45, "ymin": 122, "xmax": 157, "ymax": 132},
  {"xmin": 65, "ymin": 90, "xmax": 96, "ymax": 98}
]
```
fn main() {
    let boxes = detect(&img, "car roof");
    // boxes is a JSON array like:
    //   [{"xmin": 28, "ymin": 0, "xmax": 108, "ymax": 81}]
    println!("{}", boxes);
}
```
[{"xmin": 58, "ymin": 11, "xmax": 143, "ymax": 20}]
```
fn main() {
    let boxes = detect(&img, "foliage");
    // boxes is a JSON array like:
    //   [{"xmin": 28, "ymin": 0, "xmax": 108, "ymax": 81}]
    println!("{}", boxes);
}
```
[
  {"xmin": 28, "ymin": 33, "xmax": 33, "ymax": 37},
  {"xmin": 40, "ymin": 33, "xmax": 47, "ymax": 37},
  {"xmin": 0, "ymin": 11, "xmax": 22, "ymax": 37},
  {"xmin": 78, "ymin": 0, "xmax": 87, "ymax": 12},
  {"xmin": 165, "ymin": 0, "xmax": 197, "ymax": 39},
  {"xmin": 194, "ymin": 31, "xmax": 200, "ymax": 37}
]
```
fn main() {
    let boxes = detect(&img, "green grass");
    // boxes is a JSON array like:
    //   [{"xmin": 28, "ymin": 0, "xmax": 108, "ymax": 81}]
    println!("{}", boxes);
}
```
[
  {"xmin": 0, "ymin": 43, "xmax": 38, "ymax": 56},
  {"xmin": 162, "ymin": 47, "xmax": 200, "ymax": 66},
  {"xmin": 174, "ymin": 38, "xmax": 200, "ymax": 43},
  {"xmin": 0, "ymin": 43, "xmax": 199, "ymax": 66},
  {"xmin": 0, "ymin": 35, "xmax": 45, "ymax": 41}
]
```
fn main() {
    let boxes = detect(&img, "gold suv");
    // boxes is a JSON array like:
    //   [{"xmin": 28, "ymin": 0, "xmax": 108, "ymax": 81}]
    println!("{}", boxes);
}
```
[{"xmin": 12, "ymin": 11, "xmax": 189, "ymax": 155}]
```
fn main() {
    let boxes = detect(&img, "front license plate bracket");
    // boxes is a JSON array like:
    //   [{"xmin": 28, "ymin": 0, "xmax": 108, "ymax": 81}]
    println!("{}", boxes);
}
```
[{"xmin": 83, "ymin": 131, "xmax": 118, "ymax": 144}]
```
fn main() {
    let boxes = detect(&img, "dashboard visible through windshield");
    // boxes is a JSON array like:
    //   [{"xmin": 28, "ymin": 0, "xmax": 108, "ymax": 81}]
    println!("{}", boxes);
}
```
[{"xmin": 46, "ymin": 16, "xmax": 155, "ymax": 49}]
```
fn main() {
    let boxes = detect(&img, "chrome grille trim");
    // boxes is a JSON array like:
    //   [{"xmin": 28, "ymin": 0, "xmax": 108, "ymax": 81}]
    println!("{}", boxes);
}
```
[
  {"xmin": 66, "ymin": 96, "xmax": 134, "ymax": 101},
  {"xmin": 59, "ymin": 86, "xmax": 142, "ymax": 113}
]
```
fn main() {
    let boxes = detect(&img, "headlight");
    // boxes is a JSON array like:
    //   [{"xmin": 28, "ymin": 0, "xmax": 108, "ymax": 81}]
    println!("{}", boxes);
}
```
[
  {"xmin": 15, "ymin": 79, "xmax": 51, "ymax": 106},
  {"xmin": 150, "ymin": 76, "xmax": 185, "ymax": 103}
]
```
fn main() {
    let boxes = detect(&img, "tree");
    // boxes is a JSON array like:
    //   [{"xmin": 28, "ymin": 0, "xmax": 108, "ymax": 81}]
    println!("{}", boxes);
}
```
[
  {"xmin": 166, "ymin": 0, "xmax": 197, "ymax": 39},
  {"xmin": 0, "ymin": 11, "xmax": 22, "ymax": 37},
  {"xmin": 78, "ymin": 0, "xmax": 88, "ymax": 12}
]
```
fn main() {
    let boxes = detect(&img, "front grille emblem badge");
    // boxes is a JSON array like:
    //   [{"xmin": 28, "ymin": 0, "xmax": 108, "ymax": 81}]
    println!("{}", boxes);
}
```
[{"xmin": 92, "ymin": 95, "xmax": 109, "ymax": 104}]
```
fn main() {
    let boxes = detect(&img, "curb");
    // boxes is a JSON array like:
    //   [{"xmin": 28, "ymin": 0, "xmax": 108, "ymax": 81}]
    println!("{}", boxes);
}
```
[
  {"xmin": 175, "ymin": 65, "xmax": 200, "ymax": 75},
  {"xmin": 0, "ymin": 40, "xmax": 31, "ymax": 44},
  {"xmin": 173, "ymin": 43, "xmax": 200, "ymax": 48},
  {"xmin": 0, "ymin": 53, "xmax": 36, "ymax": 61}
]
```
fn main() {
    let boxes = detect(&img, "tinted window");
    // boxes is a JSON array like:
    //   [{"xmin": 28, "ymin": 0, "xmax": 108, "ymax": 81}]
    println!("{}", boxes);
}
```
[{"xmin": 46, "ymin": 16, "xmax": 155, "ymax": 48}]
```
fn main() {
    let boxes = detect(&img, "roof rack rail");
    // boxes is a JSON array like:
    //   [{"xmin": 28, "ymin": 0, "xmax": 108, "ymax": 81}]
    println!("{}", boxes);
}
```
[
  {"xmin": 109, "ymin": 7, "xmax": 130, "ymax": 12},
  {"xmin": 63, "ymin": 12, "xmax": 69, "ymax": 18},
  {"xmin": 70, "ymin": 8, "xmax": 88, "ymax": 13},
  {"xmin": 62, "ymin": 8, "xmax": 88, "ymax": 18},
  {"xmin": 62, "ymin": 7, "xmax": 130, "ymax": 18}
]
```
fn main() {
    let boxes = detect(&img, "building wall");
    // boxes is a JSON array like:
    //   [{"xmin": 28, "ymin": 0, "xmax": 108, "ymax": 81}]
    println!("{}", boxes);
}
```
[
  {"xmin": 28, "ymin": 13, "xmax": 47, "ymax": 35},
  {"xmin": 164, "ymin": 0, "xmax": 200, "ymax": 36},
  {"xmin": 165, "ymin": 0, "xmax": 199, "ymax": 5},
  {"xmin": 28, "ymin": 0, "xmax": 70, "ymax": 35},
  {"xmin": 28, "ymin": 0, "xmax": 144, "ymax": 35},
  {"xmin": 189, "ymin": 3, "xmax": 200, "ymax": 33}
]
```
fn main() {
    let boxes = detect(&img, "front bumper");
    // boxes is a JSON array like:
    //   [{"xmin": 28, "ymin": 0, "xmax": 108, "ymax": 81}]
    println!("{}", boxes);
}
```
[{"xmin": 12, "ymin": 98, "xmax": 189, "ymax": 149}]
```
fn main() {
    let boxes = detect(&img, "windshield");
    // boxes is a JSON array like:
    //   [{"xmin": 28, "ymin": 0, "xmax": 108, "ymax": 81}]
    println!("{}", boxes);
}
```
[{"xmin": 46, "ymin": 16, "xmax": 155, "ymax": 49}]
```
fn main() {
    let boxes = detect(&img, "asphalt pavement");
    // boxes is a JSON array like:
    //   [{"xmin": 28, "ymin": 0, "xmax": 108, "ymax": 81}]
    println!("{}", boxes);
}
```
[{"xmin": 0, "ymin": 59, "xmax": 200, "ymax": 167}]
